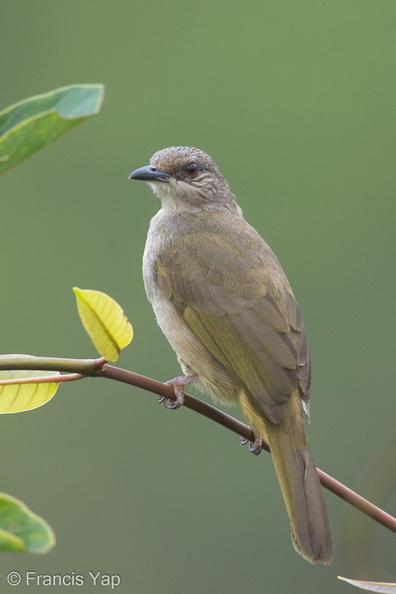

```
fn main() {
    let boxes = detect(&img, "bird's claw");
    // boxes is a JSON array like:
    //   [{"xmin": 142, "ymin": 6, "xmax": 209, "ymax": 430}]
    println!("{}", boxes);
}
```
[
  {"xmin": 161, "ymin": 382, "xmax": 185, "ymax": 409},
  {"xmin": 158, "ymin": 375, "xmax": 197, "ymax": 410},
  {"xmin": 156, "ymin": 394, "xmax": 184, "ymax": 409},
  {"xmin": 249, "ymin": 436, "xmax": 264, "ymax": 456},
  {"xmin": 239, "ymin": 435, "xmax": 263, "ymax": 454}
]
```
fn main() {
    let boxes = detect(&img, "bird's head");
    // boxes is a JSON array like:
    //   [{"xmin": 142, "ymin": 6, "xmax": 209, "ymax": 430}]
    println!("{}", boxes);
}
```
[{"xmin": 129, "ymin": 146, "xmax": 238, "ymax": 213}]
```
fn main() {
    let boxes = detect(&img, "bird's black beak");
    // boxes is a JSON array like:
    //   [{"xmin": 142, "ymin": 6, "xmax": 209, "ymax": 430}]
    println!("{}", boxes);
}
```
[{"xmin": 128, "ymin": 165, "xmax": 171, "ymax": 183}]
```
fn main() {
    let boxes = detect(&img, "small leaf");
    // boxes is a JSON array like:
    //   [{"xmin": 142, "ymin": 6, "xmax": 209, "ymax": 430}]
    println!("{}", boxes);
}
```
[
  {"xmin": 0, "ymin": 84, "xmax": 104, "ymax": 177},
  {"xmin": 338, "ymin": 576, "xmax": 396, "ymax": 592},
  {"xmin": 73, "ymin": 288, "xmax": 133, "ymax": 362},
  {"xmin": 0, "ymin": 355, "xmax": 60, "ymax": 413},
  {"xmin": 0, "ymin": 493, "xmax": 55, "ymax": 553}
]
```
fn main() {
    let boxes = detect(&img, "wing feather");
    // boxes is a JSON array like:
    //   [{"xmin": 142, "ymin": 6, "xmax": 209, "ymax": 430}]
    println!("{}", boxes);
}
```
[{"xmin": 156, "ymin": 226, "xmax": 311, "ymax": 423}]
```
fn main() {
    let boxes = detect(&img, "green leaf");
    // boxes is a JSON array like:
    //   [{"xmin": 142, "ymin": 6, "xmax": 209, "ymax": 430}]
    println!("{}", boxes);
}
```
[
  {"xmin": 338, "ymin": 576, "xmax": 396, "ymax": 592},
  {"xmin": 0, "ymin": 84, "xmax": 104, "ymax": 177},
  {"xmin": 0, "ymin": 493, "xmax": 55, "ymax": 553},
  {"xmin": 74, "ymin": 288, "xmax": 133, "ymax": 362},
  {"xmin": 0, "ymin": 355, "xmax": 60, "ymax": 413}
]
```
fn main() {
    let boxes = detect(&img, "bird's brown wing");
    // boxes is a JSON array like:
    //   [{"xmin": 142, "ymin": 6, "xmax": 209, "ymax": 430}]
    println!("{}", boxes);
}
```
[{"xmin": 156, "ymin": 225, "xmax": 311, "ymax": 424}]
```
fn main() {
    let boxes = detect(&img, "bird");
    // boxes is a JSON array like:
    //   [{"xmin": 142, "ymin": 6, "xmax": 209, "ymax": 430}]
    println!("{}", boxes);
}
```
[{"xmin": 129, "ymin": 146, "xmax": 332, "ymax": 563}]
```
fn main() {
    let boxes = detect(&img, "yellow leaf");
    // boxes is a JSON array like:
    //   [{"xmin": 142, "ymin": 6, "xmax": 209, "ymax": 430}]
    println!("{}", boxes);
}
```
[
  {"xmin": 0, "ymin": 356, "xmax": 60, "ymax": 414},
  {"xmin": 73, "ymin": 288, "xmax": 133, "ymax": 362}
]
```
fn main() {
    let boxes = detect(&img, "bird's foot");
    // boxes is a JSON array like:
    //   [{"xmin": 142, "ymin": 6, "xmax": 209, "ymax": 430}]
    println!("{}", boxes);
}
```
[
  {"xmin": 249, "ymin": 436, "xmax": 264, "ymax": 455},
  {"xmin": 157, "ymin": 375, "xmax": 198, "ymax": 409},
  {"xmin": 240, "ymin": 435, "xmax": 263, "ymax": 456}
]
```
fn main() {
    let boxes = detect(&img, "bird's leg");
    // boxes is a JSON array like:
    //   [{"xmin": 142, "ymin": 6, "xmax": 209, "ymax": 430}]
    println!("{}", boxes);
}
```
[
  {"xmin": 157, "ymin": 375, "xmax": 198, "ymax": 409},
  {"xmin": 240, "ymin": 434, "xmax": 264, "ymax": 456}
]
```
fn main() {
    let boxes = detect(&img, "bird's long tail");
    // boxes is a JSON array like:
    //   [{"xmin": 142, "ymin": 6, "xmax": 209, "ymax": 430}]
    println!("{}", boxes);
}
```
[
  {"xmin": 267, "ymin": 424, "xmax": 332, "ymax": 563},
  {"xmin": 240, "ymin": 393, "xmax": 332, "ymax": 563}
]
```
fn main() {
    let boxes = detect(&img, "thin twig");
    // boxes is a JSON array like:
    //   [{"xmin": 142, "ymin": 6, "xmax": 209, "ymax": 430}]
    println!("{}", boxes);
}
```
[
  {"xmin": 98, "ymin": 364, "xmax": 396, "ymax": 534},
  {"xmin": 0, "ymin": 355, "xmax": 395, "ymax": 534},
  {"xmin": 0, "ymin": 373, "xmax": 84, "ymax": 385},
  {"xmin": 0, "ymin": 356, "xmax": 105, "ymax": 374}
]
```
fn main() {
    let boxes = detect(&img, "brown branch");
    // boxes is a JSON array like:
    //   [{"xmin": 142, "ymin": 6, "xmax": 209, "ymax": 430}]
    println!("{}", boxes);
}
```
[
  {"xmin": 0, "ymin": 355, "xmax": 395, "ymax": 534},
  {"xmin": 98, "ymin": 364, "xmax": 396, "ymax": 534}
]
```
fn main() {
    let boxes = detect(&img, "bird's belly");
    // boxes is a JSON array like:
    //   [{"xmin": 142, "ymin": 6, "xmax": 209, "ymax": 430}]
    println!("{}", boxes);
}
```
[{"xmin": 147, "ymin": 286, "xmax": 241, "ymax": 404}]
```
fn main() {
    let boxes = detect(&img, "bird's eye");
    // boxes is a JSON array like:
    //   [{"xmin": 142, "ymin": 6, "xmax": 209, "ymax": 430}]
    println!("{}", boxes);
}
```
[{"xmin": 185, "ymin": 162, "xmax": 198, "ymax": 176}]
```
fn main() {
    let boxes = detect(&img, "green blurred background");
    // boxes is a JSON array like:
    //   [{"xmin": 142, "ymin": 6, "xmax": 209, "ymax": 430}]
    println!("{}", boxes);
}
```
[{"xmin": 1, "ymin": 1, "xmax": 395, "ymax": 592}]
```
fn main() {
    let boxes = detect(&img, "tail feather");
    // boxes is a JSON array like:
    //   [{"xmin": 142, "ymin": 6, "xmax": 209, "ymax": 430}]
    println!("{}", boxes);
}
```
[
  {"xmin": 269, "ymin": 427, "xmax": 332, "ymax": 563},
  {"xmin": 239, "ymin": 391, "xmax": 332, "ymax": 563}
]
